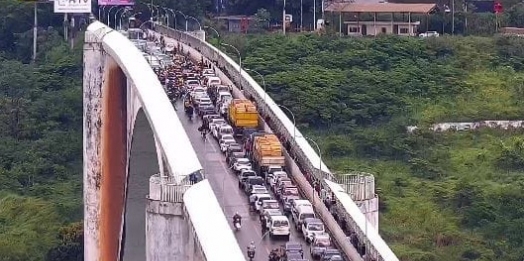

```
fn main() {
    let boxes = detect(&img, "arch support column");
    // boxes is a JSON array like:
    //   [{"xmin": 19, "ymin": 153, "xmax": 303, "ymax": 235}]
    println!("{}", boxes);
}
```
[
  {"xmin": 84, "ymin": 28, "xmax": 130, "ymax": 261},
  {"xmin": 83, "ymin": 29, "xmax": 105, "ymax": 261}
]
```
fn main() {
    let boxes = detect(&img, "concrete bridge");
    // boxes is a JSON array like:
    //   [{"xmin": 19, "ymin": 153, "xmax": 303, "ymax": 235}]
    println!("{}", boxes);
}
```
[{"xmin": 82, "ymin": 20, "xmax": 399, "ymax": 261}]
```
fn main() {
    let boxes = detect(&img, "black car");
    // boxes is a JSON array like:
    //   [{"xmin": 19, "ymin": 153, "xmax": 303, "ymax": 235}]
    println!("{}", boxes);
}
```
[
  {"xmin": 286, "ymin": 252, "xmax": 304, "ymax": 260},
  {"xmin": 321, "ymin": 249, "xmax": 342, "ymax": 261},
  {"xmin": 242, "ymin": 176, "xmax": 264, "ymax": 191},
  {"xmin": 227, "ymin": 151, "xmax": 245, "ymax": 166},
  {"xmin": 225, "ymin": 144, "xmax": 243, "ymax": 159},
  {"xmin": 285, "ymin": 242, "xmax": 304, "ymax": 256}
]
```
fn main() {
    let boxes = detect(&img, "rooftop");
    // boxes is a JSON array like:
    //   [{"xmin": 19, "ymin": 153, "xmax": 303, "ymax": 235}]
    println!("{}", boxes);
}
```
[{"xmin": 325, "ymin": 2, "xmax": 438, "ymax": 13}]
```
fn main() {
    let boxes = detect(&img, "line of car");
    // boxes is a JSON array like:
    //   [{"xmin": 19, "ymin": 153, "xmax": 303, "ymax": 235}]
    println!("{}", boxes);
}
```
[
  {"xmin": 178, "ymin": 61, "xmax": 345, "ymax": 261},
  {"xmin": 144, "ymin": 37, "xmax": 345, "ymax": 261}
]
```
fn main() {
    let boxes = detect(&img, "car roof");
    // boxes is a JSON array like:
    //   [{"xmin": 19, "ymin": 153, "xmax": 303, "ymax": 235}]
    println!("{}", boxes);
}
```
[
  {"xmin": 304, "ymin": 218, "xmax": 322, "ymax": 224},
  {"xmin": 270, "ymin": 215, "xmax": 289, "ymax": 222},
  {"xmin": 263, "ymin": 199, "xmax": 278, "ymax": 204}
]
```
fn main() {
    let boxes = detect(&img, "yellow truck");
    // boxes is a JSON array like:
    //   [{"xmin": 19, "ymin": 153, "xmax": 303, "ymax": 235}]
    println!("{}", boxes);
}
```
[
  {"xmin": 252, "ymin": 134, "xmax": 286, "ymax": 175},
  {"xmin": 228, "ymin": 99, "xmax": 259, "ymax": 135}
]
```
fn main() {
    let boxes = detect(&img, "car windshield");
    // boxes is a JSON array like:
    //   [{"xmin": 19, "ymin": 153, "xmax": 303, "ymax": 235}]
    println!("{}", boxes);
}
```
[
  {"xmin": 222, "ymin": 138, "xmax": 235, "ymax": 143},
  {"xmin": 273, "ymin": 220, "xmax": 289, "ymax": 227},
  {"xmin": 253, "ymin": 188, "xmax": 267, "ymax": 194},
  {"xmin": 237, "ymin": 159, "xmax": 250, "ymax": 164},
  {"xmin": 315, "ymin": 238, "xmax": 331, "ymax": 247},
  {"xmin": 250, "ymin": 178, "xmax": 265, "ymax": 185},
  {"xmin": 264, "ymin": 202, "xmax": 279, "ymax": 209},
  {"xmin": 301, "ymin": 213, "xmax": 315, "ymax": 220},
  {"xmin": 308, "ymin": 223, "xmax": 324, "ymax": 231},
  {"xmin": 221, "ymin": 128, "xmax": 233, "ymax": 134},
  {"xmin": 286, "ymin": 243, "xmax": 301, "ymax": 251}
]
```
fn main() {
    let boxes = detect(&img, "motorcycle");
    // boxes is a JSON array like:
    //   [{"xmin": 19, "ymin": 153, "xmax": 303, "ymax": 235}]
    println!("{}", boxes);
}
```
[
  {"xmin": 247, "ymin": 249, "xmax": 255, "ymax": 260},
  {"xmin": 234, "ymin": 220, "xmax": 241, "ymax": 231}
]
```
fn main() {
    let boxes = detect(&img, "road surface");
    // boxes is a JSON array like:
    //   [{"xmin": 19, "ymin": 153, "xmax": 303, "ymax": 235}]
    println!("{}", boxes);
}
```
[{"xmin": 175, "ymin": 102, "xmax": 313, "ymax": 261}]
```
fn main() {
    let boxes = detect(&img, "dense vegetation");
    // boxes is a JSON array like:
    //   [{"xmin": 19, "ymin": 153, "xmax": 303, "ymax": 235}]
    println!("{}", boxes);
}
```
[
  {"xmin": 0, "ymin": 1, "xmax": 84, "ymax": 260},
  {"xmin": 217, "ymin": 34, "xmax": 524, "ymax": 261}
]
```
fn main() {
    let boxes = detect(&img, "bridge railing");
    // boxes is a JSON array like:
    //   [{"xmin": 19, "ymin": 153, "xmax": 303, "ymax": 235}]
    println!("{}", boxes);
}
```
[{"xmin": 152, "ymin": 25, "xmax": 399, "ymax": 261}]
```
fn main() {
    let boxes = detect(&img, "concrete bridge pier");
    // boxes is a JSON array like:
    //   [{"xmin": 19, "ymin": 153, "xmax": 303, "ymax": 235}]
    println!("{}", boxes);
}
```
[{"xmin": 146, "ymin": 175, "xmax": 192, "ymax": 261}]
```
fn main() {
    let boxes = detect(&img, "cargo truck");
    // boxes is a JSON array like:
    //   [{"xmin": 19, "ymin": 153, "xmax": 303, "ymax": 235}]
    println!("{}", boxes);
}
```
[
  {"xmin": 228, "ymin": 99, "xmax": 259, "ymax": 136},
  {"xmin": 250, "ymin": 133, "xmax": 286, "ymax": 177}
]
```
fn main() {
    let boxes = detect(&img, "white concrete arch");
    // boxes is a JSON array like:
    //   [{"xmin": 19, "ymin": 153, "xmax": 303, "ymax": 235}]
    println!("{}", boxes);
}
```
[{"xmin": 83, "ymin": 22, "xmax": 202, "ymax": 261}]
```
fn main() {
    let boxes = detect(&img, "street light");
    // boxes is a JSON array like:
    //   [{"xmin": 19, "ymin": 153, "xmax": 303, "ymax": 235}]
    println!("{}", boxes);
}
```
[
  {"xmin": 221, "ymin": 43, "xmax": 242, "ymax": 78},
  {"xmin": 153, "ymin": 5, "xmax": 166, "ymax": 25},
  {"xmin": 187, "ymin": 15, "xmax": 202, "ymax": 30},
  {"xmin": 245, "ymin": 68, "xmax": 266, "ymax": 101},
  {"xmin": 164, "ymin": 8, "xmax": 177, "ymax": 29},
  {"xmin": 304, "ymin": 136, "xmax": 322, "ymax": 205},
  {"xmin": 177, "ymin": 11, "xmax": 188, "ymax": 31},
  {"xmin": 205, "ymin": 25, "xmax": 220, "ymax": 38},
  {"xmin": 277, "ymin": 105, "xmax": 296, "ymax": 140},
  {"xmin": 115, "ymin": 8, "xmax": 128, "ymax": 30},
  {"xmin": 107, "ymin": 6, "xmax": 118, "ymax": 26}
]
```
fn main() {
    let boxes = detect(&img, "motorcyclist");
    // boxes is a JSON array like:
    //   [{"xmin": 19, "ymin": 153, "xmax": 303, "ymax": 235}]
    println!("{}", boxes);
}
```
[
  {"xmin": 247, "ymin": 241, "xmax": 256, "ymax": 257},
  {"xmin": 233, "ymin": 212, "xmax": 242, "ymax": 225}
]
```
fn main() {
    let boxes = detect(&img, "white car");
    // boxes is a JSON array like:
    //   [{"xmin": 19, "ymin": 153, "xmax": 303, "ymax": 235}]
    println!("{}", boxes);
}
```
[
  {"xmin": 199, "ymin": 97, "xmax": 212, "ymax": 106},
  {"xmin": 419, "ymin": 31, "xmax": 439, "ymax": 38},
  {"xmin": 219, "ymin": 135, "xmax": 236, "ymax": 152},
  {"xmin": 233, "ymin": 158, "xmax": 252, "ymax": 172},
  {"xmin": 214, "ymin": 125, "xmax": 234, "ymax": 139},
  {"xmin": 249, "ymin": 185, "xmax": 269, "ymax": 196},
  {"xmin": 209, "ymin": 118, "xmax": 227, "ymax": 131}
]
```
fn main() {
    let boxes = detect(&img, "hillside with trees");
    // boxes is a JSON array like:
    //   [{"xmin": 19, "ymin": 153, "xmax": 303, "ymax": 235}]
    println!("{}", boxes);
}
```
[
  {"xmin": 0, "ymin": 1, "xmax": 84, "ymax": 261},
  {"xmin": 216, "ymin": 34, "xmax": 524, "ymax": 261}
]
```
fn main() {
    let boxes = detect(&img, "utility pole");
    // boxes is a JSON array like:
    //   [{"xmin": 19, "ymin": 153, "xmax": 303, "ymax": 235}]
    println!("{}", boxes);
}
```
[
  {"xmin": 451, "ymin": 0, "xmax": 455, "ymax": 34},
  {"xmin": 300, "ymin": 0, "xmax": 303, "ymax": 31},
  {"xmin": 32, "ymin": 2, "xmax": 38, "ymax": 62},
  {"xmin": 64, "ymin": 13, "xmax": 68, "ymax": 41},
  {"xmin": 283, "ymin": 0, "xmax": 286, "ymax": 35},
  {"xmin": 313, "ymin": 0, "xmax": 316, "ymax": 30}
]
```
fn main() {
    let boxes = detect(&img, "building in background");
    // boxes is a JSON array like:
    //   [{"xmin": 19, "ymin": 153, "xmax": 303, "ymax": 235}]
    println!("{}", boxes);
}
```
[
  {"xmin": 215, "ymin": 15, "xmax": 254, "ymax": 33},
  {"xmin": 325, "ymin": 2, "xmax": 437, "ymax": 36}
]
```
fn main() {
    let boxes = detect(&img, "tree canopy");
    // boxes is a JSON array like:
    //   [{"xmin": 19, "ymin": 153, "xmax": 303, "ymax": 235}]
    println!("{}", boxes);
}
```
[{"xmin": 0, "ymin": 1, "xmax": 83, "ymax": 260}]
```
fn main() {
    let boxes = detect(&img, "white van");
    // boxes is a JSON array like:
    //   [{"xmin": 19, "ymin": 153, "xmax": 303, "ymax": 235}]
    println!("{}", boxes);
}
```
[
  {"xmin": 206, "ymin": 76, "xmax": 221, "ymax": 87},
  {"xmin": 302, "ymin": 218, "xmax": 325, "ymax": 243},
  {"xmin": 292, "ymin": 205, "xmax": 316, "ymax": 231},
  {"xmin": 218, "ymin": 91, "xmax": 232, "ymax": 104},
  {"xmin": 266, "ymin": 215, "xmax": 291, "ymax": 239}
]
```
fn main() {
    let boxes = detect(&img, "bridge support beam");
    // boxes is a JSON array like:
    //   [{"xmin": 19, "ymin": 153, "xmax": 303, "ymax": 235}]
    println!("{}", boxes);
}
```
[
  {"xmin": 84, "ymin": 28, "xmax": 129, "ymax": 261},
  {"xmin": 146, "ymin": 175, "xmax": 191, "ymax": 261},
  {"xmin": 83, "ymin": 28, "xmax": 105, "ymax": 261}
]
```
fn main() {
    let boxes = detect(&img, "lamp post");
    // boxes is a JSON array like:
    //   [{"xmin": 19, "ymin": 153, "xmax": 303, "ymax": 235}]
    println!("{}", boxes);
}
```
[
  {"xmin": 245, "ymin": 68, "xmax": 266, "ymax": 101},
  {"xmin": 177, "ymin": 11, "xmax": 188, "ymax": 31},
  {"xmin": 107, "ymin": 6, "xmax": 117, "ymax": 26},
  {"xmin": 221, "ymin": 43, "xmax": 242, "ymax": 87},
  {"xmin": 153, "ymin": 5, "xmax": 166, "ymax": 25},
  {"xmin": 187, "ymin": 15, "xmax": 202, "ymax": 30},
  {"xmin": 304, "ymin": 136, "xmax": 322, "ymax": 205},
  {"xmin": 278, "ymin": 105, "xmax": 296, "ymax": 140},
  {"xmin": 165, "ymin": 8, "xmax": 177, "ymax": 28},
  {"xmin": 205, "ymin": 25, "xmax": 220, "ymax": 39},
  {"xmin": 283, "ymin": 0, "xmax": 286, "ymax": 35},
  {"xmin": 115, "ymin": 8, "xmax": 127, "ymax": 30}
]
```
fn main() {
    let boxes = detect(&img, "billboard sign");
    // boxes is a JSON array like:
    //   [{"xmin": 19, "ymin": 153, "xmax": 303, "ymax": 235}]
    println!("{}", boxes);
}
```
[
  {"xmin": 54, "ymin": 0, "xmax": 92, "ymax": 13},
  {"xmin": 98, "ymin": 0, "xmax": 134, "ymax": 6}
]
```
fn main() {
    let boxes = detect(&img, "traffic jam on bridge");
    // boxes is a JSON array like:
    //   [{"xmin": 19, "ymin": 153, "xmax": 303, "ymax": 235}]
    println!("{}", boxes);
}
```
[{"xmin": 122, "ymin": 27, "xmax": 359, "ymax": 261}]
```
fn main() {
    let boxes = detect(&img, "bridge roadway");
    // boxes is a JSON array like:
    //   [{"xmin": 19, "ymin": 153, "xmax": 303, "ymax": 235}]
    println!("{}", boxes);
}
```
[{"xmin": 122, "ymin": 55, "xmax": 313, "ymax": 261}]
